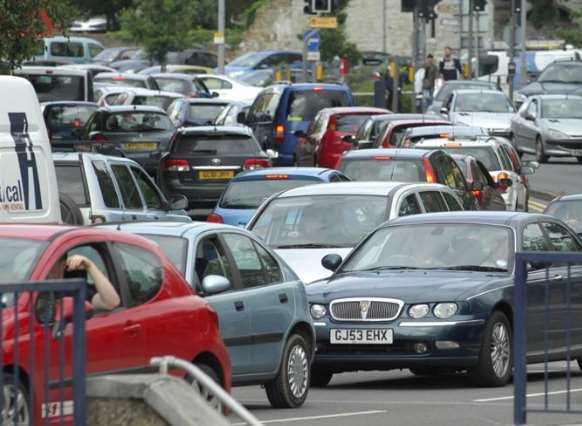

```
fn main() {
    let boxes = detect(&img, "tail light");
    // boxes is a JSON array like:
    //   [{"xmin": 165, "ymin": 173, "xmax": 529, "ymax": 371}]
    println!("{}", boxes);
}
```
[
  {"xmin": 72, "ymin": 118, "xmax": 82, "ymax": 128},
  {"xmin": 274, "ymin": 124, "xmax": 285, "ymax": 143},
  {"xmin": 472, "ymin": 189, "xmax": 483, "ymax": 202},
  {"xmin": 207, "ymin": 212, "xmax": 224, "ymax": 223},
  {"xmin": 423, "ymin": 158, "xmax": 437, "ymax": 183},
  {"xmin": 162, "ymin": 159, "xmax": 190, "ymax": 172},
  {"xmin": 243, "ymin": 158, "xmax": 271, "ymax": 170},
  {"xmin": 328, "ymin": 116, "xmax": 337, "ymax": 132},
  {"xmin": 92, "ymin": 133, "xmax": 107, "ymax": 142}
]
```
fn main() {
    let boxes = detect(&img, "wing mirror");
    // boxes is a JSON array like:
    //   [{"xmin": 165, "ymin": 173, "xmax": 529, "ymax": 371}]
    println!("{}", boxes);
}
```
[
  {"xmin": 342, "ymin": 134, "xmax": 356, "ymax": 144},
  {"xmin": 168, "ymin": 194, "xmax": 188, "ymax": 210},
  {"xmin": 201, "ymin": 275, "xmax": 231, "ymax": 296},
  {"xmin": 322, "ymin": 254, "xmax": 343, "ymax": 272},
  {"xmin": 523, "ymin": 160, "xmax": 540, "ymax": 170},
  {"xmin": 211, "ymin": 91, "xmax": 220, "ymax": 98},
  {"xmin": 525, "ymin": 112, "xmax": 536, "ymax": 121},
  {"xmin": 294, "ymin": 130, "xmax": 307, "ymax": 138}
]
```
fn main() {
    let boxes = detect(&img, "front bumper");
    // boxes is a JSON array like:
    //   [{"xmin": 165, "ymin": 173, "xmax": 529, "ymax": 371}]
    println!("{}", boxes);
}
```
[
  {"xmin": 545, "ymin": 138, "xmax": 582, "ymax": 157},
  {"xmin": 312, "ymin": 318, "xmax": 485, "ymax": 372}
]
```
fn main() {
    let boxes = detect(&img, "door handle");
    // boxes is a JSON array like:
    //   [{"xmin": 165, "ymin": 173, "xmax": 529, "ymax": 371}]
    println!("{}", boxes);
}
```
[
  {"xmin": 279, "ymin": 293, "xmax": 288, "ymax": 304},
  {"xmin": 123, "ymin": 321, "xmax": 141, "ymax": 336},
  {"xmin": 234, "ymin": 301, "xmax": 245, "ymax": 311}
]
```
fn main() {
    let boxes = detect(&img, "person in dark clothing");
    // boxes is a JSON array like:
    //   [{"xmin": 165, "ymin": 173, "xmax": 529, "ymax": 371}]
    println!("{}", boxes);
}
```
[
  {"xmin": 422, "ymin": 54, "xmax": 439, "ymax": 111},
  {"xmin": 439, "ymin": 47, "xmax": 463, "ymax": 81}
]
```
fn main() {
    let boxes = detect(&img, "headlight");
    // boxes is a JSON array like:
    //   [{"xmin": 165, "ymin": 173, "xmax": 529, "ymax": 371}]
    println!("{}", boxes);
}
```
[
  {"xmin": 408, "ymin": 304, "xmax": 430, "ymax": 319},
  {"xmin": 434, "ymin": 303, "xmax": 458, "ymax": 319},
  {"xmin": 310, "ymin": 304, "xmax": 327, "ymax": 320},
  {"xmin": 547, "ymin": 129, "xmax": 569, "ymax": 140}
]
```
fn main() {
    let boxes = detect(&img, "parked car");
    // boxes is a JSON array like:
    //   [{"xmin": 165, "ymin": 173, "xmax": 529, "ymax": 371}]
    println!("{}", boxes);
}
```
[
  {"xmin": 94, "ymin": 72, "xmax": 160, "ymax": 90},
  {"xmin": 81, "ymin": 105, "xmax": 176, "ymax": 175},
  {"xmin": 245, "ymin": 83, "xmax": 354, "ymax": 166},
  {"xmin": 150, "ymin": 73, "xmax": 213, "ymax": 98},
  {"xmin": 214, "ymin": 100, "xmax": 253, "ymax": 127},
  {"xmin": 0, "ymin": 224, "xmax": 231, "ymax": 423},
  {"xmin": 54, "ymin": 152, "xmax": 190, "ymax": 225},
  {"xmin": 413, "ymin": 137, "xmax": 535, "ymax": 211},
  {"xmin": 41, "ymin": 101, "xmax": 98, "ymax": 150},
  {"xmin": 515, "ymin": 60, "xmax": 582, "ymax": 105},
  {"xmin": 307, "ymin": 211, "xmax": 582, "ymax": 387},
  {"xmin": 511, "ymin": 94, "xmax": 582, "ymax": 163},
  {"xmin": 138, "ymin": 65, "xmax": 214, "ymax": 75},
  {"xmin": 59, "ymin": 63, "xmax": 116, "ymax": 79},
  {"xmin": 450, "ymin": 154, "xmax": 507, "ymax": 211},
  {"xmin": 440, "ymin": 89, "xmax": 515, "ymax": 138},
  {"xmin": 69, "ymin": 16, "xmax": 108, "ymax": 32},
  {"xmin": 103, "ymin": 221, "xmax": 315, "ymax": 408},
  {"xmin": 159, "ymin": 126, "xmax": 274, "ymax": 217},
  {"xmin": 209, "ymin": 167, "xmax": 350, "ymax": 227},
  {"xmin": 14, "ymin": 66, "xmax": 94, "ymax": 102},
  {"xmin": 108, "ymin": 88, "xmax": 184, "ymax": 111},
  {"xmin": 247, "ymin": 182, "xmax": 464, "ymax": 283},
  {"xmin": 167, "ymin": 98, "xmax": 230, "ymax": 127},
  {"xmin": 91, "ymin": 46, "xmax": 140, "ymax": 65},
  {"xmin": 298, "ymin": 107, "xmax": 390, "ymax": 169},
  {"xmin": 544, "ymin": 193, "xmax": 582, "ymax": 235},
  {"xmin": 396, "ymin": 125, "xmax": 490, "ymax": 148},
  {"xmin": 426, "ymin": 80, "xmax": 499, "ymax": 115},
  {"xmin": 372, "ymin": 118, "xmax": 450, "ymax": 149},
  {"xmin": 33, "ymin": 36, "xmax": 104, "ymax": 64},
  {"xmin": 339, "ymin": 149, "xmax": 480, "ymax": 210},
  {"xmin": 225, "ymin": 50, "xmax": 303, "ymax": 79},
  {"xmin": 195, "ymin": 74, "xmax": 262, "ymax": 102}
]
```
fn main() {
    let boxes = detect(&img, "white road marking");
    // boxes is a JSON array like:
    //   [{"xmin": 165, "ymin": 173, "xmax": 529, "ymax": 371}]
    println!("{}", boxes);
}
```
[
  {"xmin": 474, "ymin": 387, "xmax": 582, "ymax": 402},
  {"xmin": 231, "ymin": 410, "xmax": 387, "ymax": 425}
]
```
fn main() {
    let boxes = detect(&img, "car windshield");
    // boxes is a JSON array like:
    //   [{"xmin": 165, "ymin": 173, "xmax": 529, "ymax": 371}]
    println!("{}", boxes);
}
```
[
  {"xmin": 341, "ymin": 158, "xmax": 425, "ymax": 182},
  {"xmin": 155, "ymin": 78, "xmax": 191, "ymax": 96},
  {"xmin": 542, "ymin": 98, "xmax": 582, "ymax": 119},
  {"xmin": 0, "ymin": 238, "xmax": 47, "ymax": 304},
  {"xmin": 96, "ymin": 77, "xmax": 146, "ymax": 88},
  {"xmin": 105, "ymin": 112, "xmax": 173, "ymax": 132},
  {"xmin": 335, "ymin": 114, "xmax": 374, "ymax": 133},
  {"xmin": 173, "ymin": 134, "xmax": 261, "ymax": 155},
  {"xmin": 229, "ymin": 51, "xmax": 268, "ymax": 68},
  {"xmin": 45, "ymin": 104, "xmax": 97, "ymax": 134},
  {"xmin": 434, "ymin": 146, "xmax": 501, "ymax": 171},
  {"xmin": 287, "ymin": 90, "xmax": 350, "ymax": 123},
  {"xmin": 93, "ymin": 48, "xmax": 122, "ymax": 63},
  {"xmin": 538, "ymin": 64, "xmax": 582, "ymax": 84},
  {"xmin": 189, "ymin": 104, "xmax": 227, "ymax": 125},
  {"xmin": 454, "ymin": 93, "xmax": 514, "ymax": 113},
  {"xmin": 138, "ymin": 234, "xmax": 188, "ymax": 274},
  {"xmin": 220, "ymin": 179, "xmax": 321, "ymax": 209},
  {"xmin": 239, "ymin": 70, "xmax": 273, "ymax": 87},
  {"xmin": 435, "ymin": 83, "xmax": 495, "ymax": 102},
  {"xmin": 251, "ymin": 195, "xmax": 388, "ymax": 248},
  {"xmin": 341, "ymin": 224, "xmax": 512, "ymax": 273},
  {"xmin": 133, "ymin": 95, "xmax": 177, "ymax": 110},
  {"xmin": 545, "ymin": 201, "xmax": 582, "ymax": 233},
  {"xmin": 25, "ymin": 74, "xmax": 85, "ymax": 102}
]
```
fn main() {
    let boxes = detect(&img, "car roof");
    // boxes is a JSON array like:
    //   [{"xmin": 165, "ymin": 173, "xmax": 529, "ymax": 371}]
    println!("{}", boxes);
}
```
[
  {"xmin": 343, "ymin": 148, "xmax": 433, "ymax": 160},
  {"xmin": 117, "ymin": 87, "xmax": 183, "ymax": 97},
  {"xmin": 414, "ymin": 137, "xmax": 499, "ymax": 148},
  {"xmin": 534, "ymin": 94, "xmax": 582, "ymax": 100},
  {"xmin": 99, "ymin": 105, "xmax": 167, "ymax": 113},
  {"xmin": 275, "ymin": 181, "xmax": 414, "ymax": 198},
  {"xmin": 0, "ymin": 225, "xmax": 74, "ymax": 241},
  {"xmin": 184, "ymin": 98, "xmax": 230, "ymax": 105},
  {"xmin": 232, "ymin": 167, "xmax": 337, "ymax": 181},
  {"xmin": 453, "ymin": 89, "xmax": 507, "ymax": 96},
  {"xmin": 177, "ymin": 126, "xmax": 253, "ymax": 136},
  {"xmin": 405, "ymin": 125, "xmax": 487, "ymax": 136},
  {"xmin": 52, "ymin": 152, "xmax": 140, "ymax": 165},
  {"xmin": 14, "ymin": 66, "xmax": 88, "ymax": 76},
  {"xmin": 387, "ymin": 211, "xmax": 548, "ymax": 227},
  {"xmin": 102, "ymin": 221, "xmax": 246, "ymax": 238},
  {"xmin": 150, "ymin": 73, "xmax": 195, "ymax": 80},
  {"xmin": 45, "ymin": 35, "xmax": 102, "ymax": 44},
  {"xmin": 320, "ymin": 106, "xmax": 389, "ymax": 115},
  {"xmin": 40, "ymin": 101, "xmax": 98, "ymax": 107},
  {"xmin": 95, "ymin": 72, "xmax": 149, "ymax": 80},
  {"xmin": 551, "ymin": 193, "xmax": 582, "ymax": 202},
  {"xmin": 442, "ymin": 80, "xmax": 495, "ymax": 87}
]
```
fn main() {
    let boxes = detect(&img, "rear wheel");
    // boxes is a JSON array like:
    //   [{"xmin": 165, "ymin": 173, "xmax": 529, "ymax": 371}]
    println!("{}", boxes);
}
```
[
  {"xmin": 1, "ymin": 374, "xmax": 30, "ymax": 425},
  {"xmin": 189, "ymin": 363, "xmax": 223, "ymax": 412},
  {"xmin": 59, "ymin": 192, "xmax": 84, "ymax": 225},
  {"xmin": 535, "ymin": 137, "xmax": 548, "ymax": 164},
  {"xmin": 310, "ymin": 369, "xmax": 333, "ymax": 387}
]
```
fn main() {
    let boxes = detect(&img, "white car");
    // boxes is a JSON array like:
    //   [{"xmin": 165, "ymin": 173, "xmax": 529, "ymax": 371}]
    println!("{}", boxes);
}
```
[
  {"xmin": 414, "ymin": 137, "xmax": 536, "ymax": 211},
  {"xmin": 195, "ymin": 74, "xmax": 261, "ymax": 103},
  {"xmin": 69, "ymin": 16, "xmax": 107, "ymax": 33},
  {"xmin": 247, "ymin": 181, "xmax": 465, "ymax": 283}
]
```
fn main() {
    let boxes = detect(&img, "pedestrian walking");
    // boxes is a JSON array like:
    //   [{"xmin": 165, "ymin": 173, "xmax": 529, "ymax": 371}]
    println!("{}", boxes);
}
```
[
  {"xmin": 422, "ymin": 54, "xmax": 438, "ymax": 111},
  {"xmin": 439, "ymin": 46, "xmax": 463, "ymax": 81}
]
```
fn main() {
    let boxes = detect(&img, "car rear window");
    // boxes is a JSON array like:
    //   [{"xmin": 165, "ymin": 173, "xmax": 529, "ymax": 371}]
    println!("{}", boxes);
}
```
[
  {"xmin": 95, "ymin": 77, "xmax": 146, "ymax": 88},
  {"xmin": 133, "ymin": 96, "xmax": 176, "ymax": 110},
  {"xmin": 50, "ymin": 42, "xmax": 84, "ymax": 58},
  {"xmin": 220, "ymin": 178, "xmax": 320, "ymax": 209},
  {"xmin": 25, "ymin": 74, "xmax": 85, "ymax": 102},
  {"xmin": 46, "ymin": 104, "xmax": 97, "ymax": 132},
  {"xmin": 189, "ymin": 104, "xmax": 227, "ymax": 125},
  {"xmin": 173, "ymin": 134, "xmax": 261, "ymax": 155},
  {"xmin": 335, "ymin": 114, "xmax": 372, "ymax": 133},
  {"xmin": 55, "ymin": 164, "xmax": 89, "ymax": 206},
  {"xmin": 341, "ymin": 158, "xmax": 425, "ymax": 182},
  {"xmin": 155, "ymin": 78, "xmax": 191, "ymax": 96},
  {"xmin": 286, "ymin": 89, "xmax": 349, "ymax": 122},
  {"xmin": 104, "ymin": 112, "xmax": 173, "ymax": 132},
  {"xmin": 438, "ymin": 146, "xmax": 501, "ymax": 171}
]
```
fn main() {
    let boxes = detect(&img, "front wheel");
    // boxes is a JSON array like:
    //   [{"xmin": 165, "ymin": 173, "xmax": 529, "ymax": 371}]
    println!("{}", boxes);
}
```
[
  {"xmin": 1, "ymin": 374, "xmax": 30, "ymax": 424},
  {"xmin": 468, "ymin": 311, "xmax": 512, "ymax": 387},
  {"xmin": 536, "ymin": 137, "xmax": 548, "ymax": 164},
  {"xmin": 266, "ymin": 334, "xmax": 310, "ymax": 408}
]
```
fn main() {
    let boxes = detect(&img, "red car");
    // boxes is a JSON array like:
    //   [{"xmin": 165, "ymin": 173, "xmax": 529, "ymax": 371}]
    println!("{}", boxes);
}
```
[
  {"xmin": 0, "ymin": 225, "xmax": 230, "ymax": 425},
  {"xmin": 297, "ymin": 107, "xmax": 390, "ymax": 169}
]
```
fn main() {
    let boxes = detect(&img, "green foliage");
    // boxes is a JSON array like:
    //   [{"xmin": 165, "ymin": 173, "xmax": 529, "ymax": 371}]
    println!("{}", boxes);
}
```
[
  {"xmin": 558, "ymin": 12, "xmax": 582, "ymax": 47},
  {"xmin": 76, "ymin": 0, "xmax": 133, "ymax": 29},
  {"xmin": 529, "ymin": 0, "xmax": 558, "ymax": 28},
  {"xmin": 317, "ymin": 0, "xmax": 360, "ymax": 65},
  {"xmin": 0, "ymin": 0, "xmax": 76, "ymax": 72}
]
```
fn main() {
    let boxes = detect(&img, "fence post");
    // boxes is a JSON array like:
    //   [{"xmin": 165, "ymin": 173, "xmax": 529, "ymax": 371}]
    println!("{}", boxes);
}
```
[
  {"xmin": 513, "ymin": 253, "xmax": 527, "ymax": 426},
  {"xmin": 73, "ymin": 281, "xmax": 87, "ymax": 426}
]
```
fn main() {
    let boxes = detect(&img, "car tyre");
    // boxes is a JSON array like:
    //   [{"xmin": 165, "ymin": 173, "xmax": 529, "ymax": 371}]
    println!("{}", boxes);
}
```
[
  {"xmin": 189, "ymin": 363, "xmax": 223, "ymax": 413},
  {"xmin": 59, "ymin": 192, "xmax": 84, "ymax": 225},
  {"xmin": 576, "ymin": 157, "xmax": 582, "ymax": 164},
  {"xmin": 1, "ymin": 374, "xmax": 30, "ymax": 425},
  {"xmin": 535, "ymin": 137, "xmax": 548, "ymax": 164},
  {"xmin": 310, "ymin": 369, "xmax": 333, "ymax": 387},
  {"xmin": 468, "ymin": 311, "xmax": 512, "ymax": 387},
  {"xmin": 265, "ymin": 333, "xmax": 310, "ymax": 408}
]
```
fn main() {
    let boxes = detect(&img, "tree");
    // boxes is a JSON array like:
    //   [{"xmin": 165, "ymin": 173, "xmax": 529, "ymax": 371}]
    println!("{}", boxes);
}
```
[
  {"xmin": 0, "ymin": 0, "xmax": 76, "ymax": 72},
  {"xmin": 318, "ymin": 0, "xmax": 360, "ymax": 65},
  {"xmin": 76, "ymin": 0, "xmax": 133, "ymax": 30},
  {"xmin": 121, "ymin": 0, "xmax": 199, "ymax": 70}
]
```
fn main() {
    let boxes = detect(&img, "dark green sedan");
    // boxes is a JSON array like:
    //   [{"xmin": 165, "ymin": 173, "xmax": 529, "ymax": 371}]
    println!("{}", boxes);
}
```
[{"xmin": 307, "ymin": 211, "xmax": 582, "ymax": 387}]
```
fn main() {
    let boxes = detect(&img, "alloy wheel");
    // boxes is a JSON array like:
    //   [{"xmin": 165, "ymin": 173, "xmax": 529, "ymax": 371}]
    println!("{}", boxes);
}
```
[
  {"xmin": 287, "ymin": 344, "xmax": 308, "ymax": 399},
  {"xmin": 1, "ymin": 384, "xmax": 29, "ymax": 426},
  {"xmin": 190, "ymin": 378, "xmax": 223, "ymax": 412},
  {"xmin": 490, "ymin": 322, "xmax": 511, "ymax": 378}
]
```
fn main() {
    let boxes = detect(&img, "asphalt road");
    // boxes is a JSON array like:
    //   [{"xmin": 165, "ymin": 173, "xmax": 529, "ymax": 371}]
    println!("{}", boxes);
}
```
[{"xmin": 527, "ymin": 156, "xmax": 582, "ymax": 198}]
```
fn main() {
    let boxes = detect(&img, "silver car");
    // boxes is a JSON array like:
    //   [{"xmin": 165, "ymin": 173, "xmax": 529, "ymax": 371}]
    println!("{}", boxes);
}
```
[{"xmin": 511, "ymin": 94, "xmax": 582, "ymax": 163}]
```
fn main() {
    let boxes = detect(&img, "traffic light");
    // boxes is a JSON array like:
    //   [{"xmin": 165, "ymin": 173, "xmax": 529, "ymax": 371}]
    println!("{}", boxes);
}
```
[
  {"xmin": 473, "ymin": 0, "xmax": 487, "ymax": 11},
  {"xmin": 401, "ymin": 0, "xmax": 415, "ymax": 12},
  {"xmin": 417, "ymin": 0, "xmax": 439, "ymax": 20},
  {"xmin": 303, "ymin": 0, "xmax": 334, "ymax": 14},
  {"xmin": 303, "ymin": 0, "xmax": 315, "ymax": 14}
]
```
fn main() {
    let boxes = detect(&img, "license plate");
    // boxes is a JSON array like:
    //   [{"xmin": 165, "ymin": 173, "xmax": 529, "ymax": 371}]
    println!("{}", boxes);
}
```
[
  {"xmin": 121, "ymin": 142, "xmax": 157, "ymax": 152},
  {"xmin": 198, "ymin": 170, "xmax": 235, "ymax": 180},
  {"xmin": 330, "ymin": 328, "xmax": 393, "ymax": 344}
]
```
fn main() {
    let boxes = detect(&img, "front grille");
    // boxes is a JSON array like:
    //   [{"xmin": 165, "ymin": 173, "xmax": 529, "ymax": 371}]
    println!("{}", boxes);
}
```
[
  {"xmin": 557, "ymin": 142, "xmax": 582, "ymax": 150},
  {"xmin": 330, "ymin": 298, "xmax": 403, "ymax": 321}
]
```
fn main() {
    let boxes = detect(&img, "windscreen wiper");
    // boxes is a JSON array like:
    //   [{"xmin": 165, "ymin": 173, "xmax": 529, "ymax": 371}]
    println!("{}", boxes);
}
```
[
  {"xmin": 437, "ymin": 265, "xmax": 506, "ymax": 272},
  {"xmin": 274, "ymin": 243, "xmax": 347, "ymax": 249}
]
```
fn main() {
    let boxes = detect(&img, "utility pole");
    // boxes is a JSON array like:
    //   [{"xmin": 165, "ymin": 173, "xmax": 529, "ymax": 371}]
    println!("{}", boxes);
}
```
[
  {"xmin": 467, "ymin": 0, "xmax": 474, "ymax": 77},
  {"xmin": 519, "ymin": 0, "xmax": 527, "ymax": 87},
  {"xmin": 381, "ymin": 0, "xmax": 387, "ymax": 54},
  {"xmin": 509, "ymin": 0, "xmax": 517, "ymax": 101},
  {"xmin": 218, "ymin": 0, "xmax": 226, "ymax": 74},
  {"xmin": 475, "ymin": 10, "xmax": 480, "ymax": 78}
]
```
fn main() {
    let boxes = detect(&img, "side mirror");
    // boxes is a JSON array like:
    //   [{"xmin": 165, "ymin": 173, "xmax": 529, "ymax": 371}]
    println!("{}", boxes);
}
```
[
  {"xmin": 258, "ymin": 63, "xmax": 270, "ymax": 70},
  {"xmin": 469, "ymin": 181, "xmax": 484, "ymax": 191},
  {"xmin": 265, "ymin": 149, "xmax": 279, "ymax": 159},
  {"xmin": 322, "ymin": 254, "xmax": 343, "ymax": 272},
  {"xmin": 495, "ymin": 177, "xmax": 513, "ymax": 190},
  {"xmin": 520, "ymin": 166, "xmax": 535, "ymax": 176},
  {"xmin": 523, "ymin": 160, "xmax": 539, "ymax": 170},
  {"xmin": 525, "ymin": 112, "xmax": 536, "ymax": 121},
  {"xmin": 201, "ymin": 275, "xmax": 231, "ymax": 295},
  {"xmin": 236, "ymin": 111, "xmax": 247, "ymax": 124},
  {"xmin": 440, "ymin": 106, "xmax": 449, "ymax": 115},
  {"xmin": 342, "ymin": 134, "xmax": 356, "ymax": 144},
  {"xmin": 169, "ymin": 194, "xmax": 188, "ymax": 210},
  {"xmin": 211, "ymin": 91, "xmax": 220, "ymax": 98}
]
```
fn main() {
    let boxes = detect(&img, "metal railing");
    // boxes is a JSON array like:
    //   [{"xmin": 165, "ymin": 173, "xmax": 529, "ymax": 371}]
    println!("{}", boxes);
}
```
[
  {"xmin": 151, "ymin": 356, "xmax": 262, "ymax": 426},
  {"xmin": 0, "ymin": 279, "xmax": 87, "ymax": 426},
  {"xmin": 513, "ymin": 252, "xmax": 582, "ymax": 425}
]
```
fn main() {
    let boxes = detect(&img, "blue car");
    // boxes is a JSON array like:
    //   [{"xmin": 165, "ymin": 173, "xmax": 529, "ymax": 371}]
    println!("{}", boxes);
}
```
[
  {"xmin": 209, "ymin": 167, "xmax": 350, "ymax": 226},
  {"xmin": 107, "ymin": 221, "xmax": 315, "ymax": 408},
  {"xmin": 224, "ymin": 50, "xmax": 303, "ymax": 79},
  {"xmin": 245, "ymin": 83, "xmax": 354, "ymax": 166}
]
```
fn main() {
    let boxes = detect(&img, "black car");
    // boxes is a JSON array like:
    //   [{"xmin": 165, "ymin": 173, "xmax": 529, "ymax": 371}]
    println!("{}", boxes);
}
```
[
  {"xmin": 81, "ymin": 105, "xmax": 176, "ymax": 175},
  {"xmin": 516, "ymin": 60, "xmax": 582, "ymax": 106},
  {"xmin": 41, "ymin": 101, "xmax": 98, "ymax": 150},
  {"xmin": 159, "ymin": 126, "xmax": 275, "ymax": 217},
  {"xmin": 307, "ymin": 211, "xmax": 582, "ymax": 387},
  {"xmin": 339, "ymin": 148, "xmax": 480, "ymax": 210}
]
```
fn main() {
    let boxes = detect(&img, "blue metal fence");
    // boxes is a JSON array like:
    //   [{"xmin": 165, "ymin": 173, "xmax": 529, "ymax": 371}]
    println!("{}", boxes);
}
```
[
  {"xmin": 0, "ymin": 279, "xmax": 86, "ymax": 426},
  {"xmin": 514, "ymin": 251, "xmax": 582, "ymax": 425}
]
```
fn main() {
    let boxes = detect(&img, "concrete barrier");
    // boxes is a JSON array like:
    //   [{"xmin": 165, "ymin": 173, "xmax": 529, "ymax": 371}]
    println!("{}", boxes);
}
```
[{"xmin": 86, "ymin": 374, "xmax": 230, "ymax": 426}]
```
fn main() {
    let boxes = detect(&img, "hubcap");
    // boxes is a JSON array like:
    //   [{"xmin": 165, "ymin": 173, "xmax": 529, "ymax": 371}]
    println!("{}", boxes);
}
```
[
  {"xmin": 287, "ymin": 344, "xmax": 308, "ymax": 399},
  {"xmin": 1, "ymin": 384, "xmax": 28, "ymax": 425},
  {"xmin": 189, "ymin": 376, "xmax": 222, "ymax": 412},
  {"xmin": 490, "ymin": 322, "xmax": 510, "ymax": 378}
]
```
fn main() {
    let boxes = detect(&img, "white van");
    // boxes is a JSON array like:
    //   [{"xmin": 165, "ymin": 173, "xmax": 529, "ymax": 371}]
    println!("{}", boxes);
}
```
[
  {"xmin": 0, "ymin": 76, "xmax": 61, "ymax": 223},
  {"xmin": 14, "ymin": 66, "xmax": 94, "ymax": 102}
]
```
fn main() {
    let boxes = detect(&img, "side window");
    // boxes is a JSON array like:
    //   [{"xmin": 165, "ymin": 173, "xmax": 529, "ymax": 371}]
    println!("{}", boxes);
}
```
[
  {"xmin": 522, "ymin": 224, "xmax": 549, "ymax": 251},
  {"xmin": 449, "ymin": 160, "xmax": 468, "ymax": 190},
  {"xmin": 497, "ymin": 147, "xmax": 513, "ymax": 171},
  {"xmin": 527, "ymin": 100, "xmax": 537, "ymax": 118},
  {"xmin": 443, "ymin": 192, "xmax": 463, "ymax": 211},
  {"xmin": 130, "ymin": 167, "xmax": 164, "ymax": 209},
  {"xmin": 66, "ymin": 245, "xmax": 113, "ymax": 290},
  {"xmin": 253, "ymin": 242, "xmax": 283, "ymax": 284},
  {"xmin": 398, "ymin": 194, "xmax": 422, "ymax": 216},
  {"xmin": 419, "ymin": 191, "xmax": 448, "ymax": 212},
  {"xmin": 110, "ymin": 164, "xmax": 143, "ymax": 210},
  {"xmin": 541, "ymin": 222, "xmax": 581, "ymax": 252},
  {"xmin": 116, "ymin": 244, "xmax": 163, "ymax": 307},
  {"xmin": 202, "ymin": 78, "xmax": 221, "ymax": 90},
  {"xmin": 329, "ymin": 173, "xmax": 350, "ymax": 182},
  {"xmin": 92, "ymin": 160, "xmax": 120, "ymax": 208},
  {"xmin": 89, "ymin": 44, "xmax": 104, "ymax": 58},
  {"xmin": 195, "ymin": 237, "xmax": 234, "ymax": 291},
  {"xmin": 222, "ymin": 234, "xmax": 265, "ymax": 288}
]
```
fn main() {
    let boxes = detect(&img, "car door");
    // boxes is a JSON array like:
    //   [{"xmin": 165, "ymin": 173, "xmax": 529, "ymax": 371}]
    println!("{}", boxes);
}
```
[
  {"xmin": 522, "ymin": 99, "xmax": 540, "ymax": 152},
  {"xmin": 222, "ymin": 232, "xmax": 295, "ymax": 376},
  {"xmin": 109, "ymin": 163, "xmax": 149, "ymax": 221},
  {"xmin": 471, "ymin": 160, "xmax": 506, "ymax": 211},
  {"xmin": 128, "ymin": 165, "xmax": 170, "ymax": 221},
  {"xmin": 85, "ymin": 159, "xmax": 126, "ymax": 223},
  {"xmin": 512, "ymin": 99, "xmax": 530, "ymax": 149},
  {"xmin": 247, "ymin": 90, "xmax": 281, "ymax": 150},
  {"xmin": 498, "ymin": 144, "xmax": 526, "ymax": 210}
]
